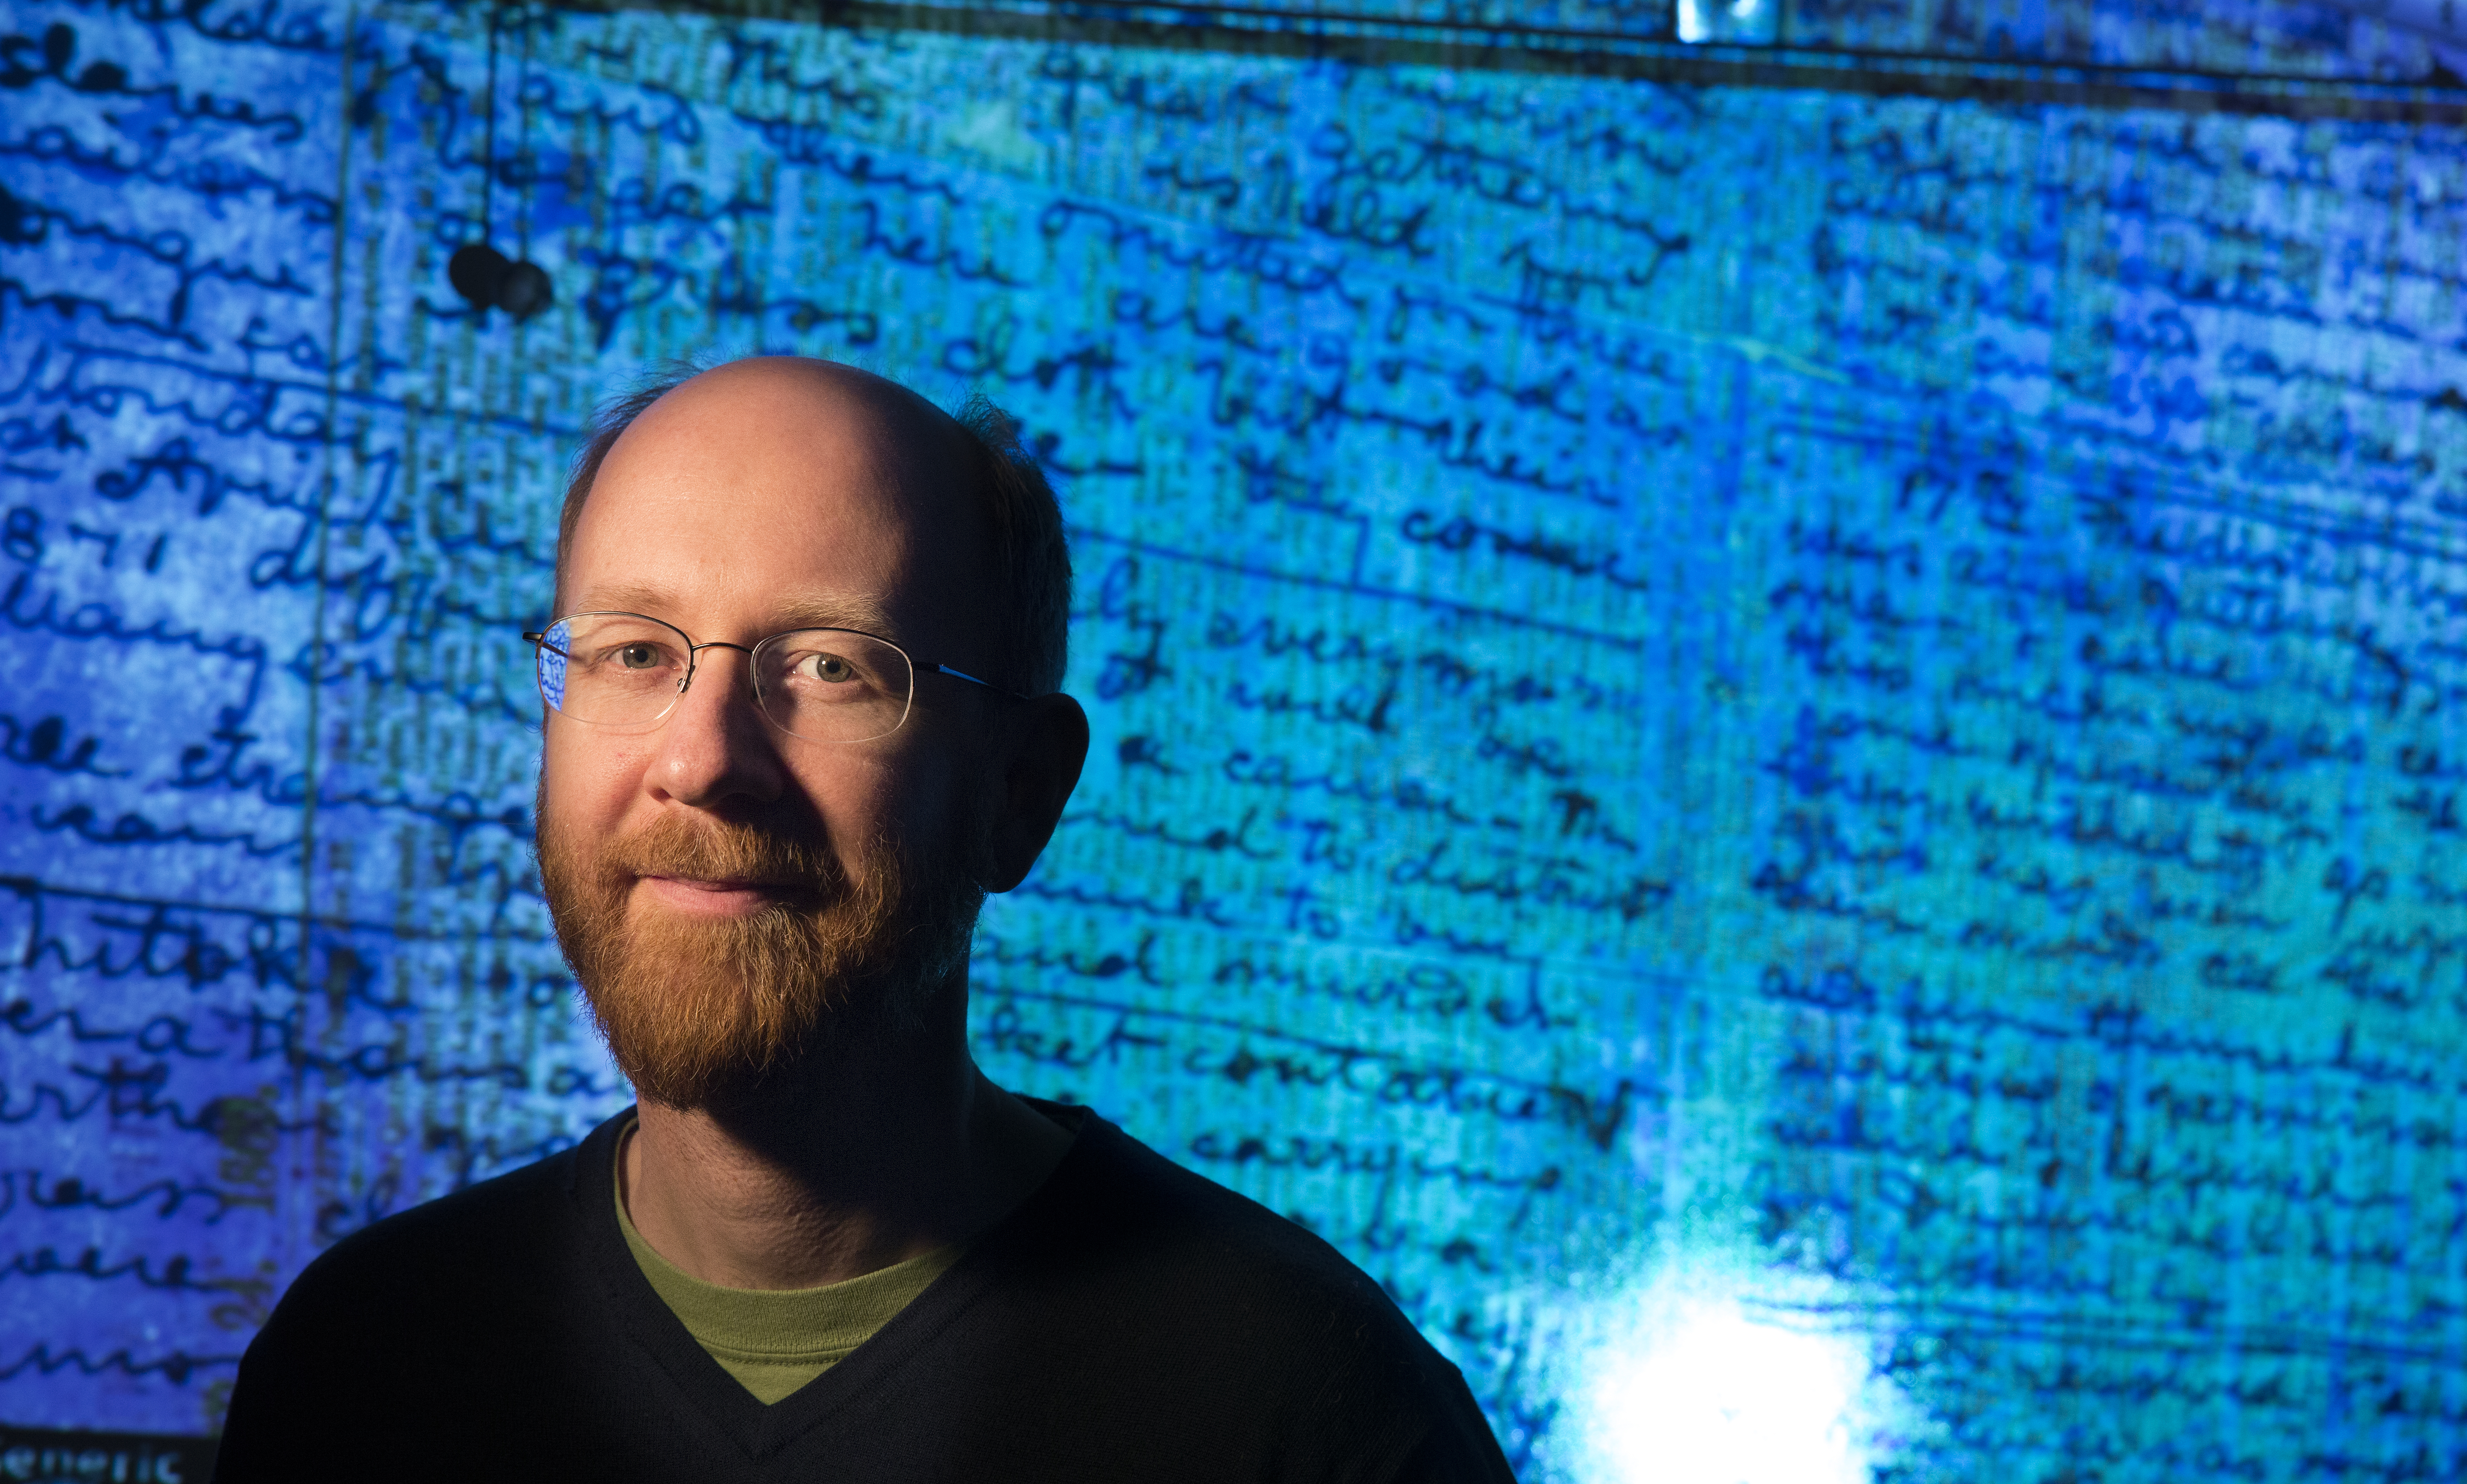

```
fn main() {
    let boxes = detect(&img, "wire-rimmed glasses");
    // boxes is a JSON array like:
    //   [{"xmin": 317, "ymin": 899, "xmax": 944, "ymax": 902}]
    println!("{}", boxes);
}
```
[{"xmin": 523, "ymin": 612, "xmax": 1016, "ymax": 744}]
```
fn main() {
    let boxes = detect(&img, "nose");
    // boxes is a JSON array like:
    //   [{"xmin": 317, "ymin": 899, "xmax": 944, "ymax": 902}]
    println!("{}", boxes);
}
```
[{"xmin": 645, "ymin": 645, "xmax": 786, "ymax": 810}]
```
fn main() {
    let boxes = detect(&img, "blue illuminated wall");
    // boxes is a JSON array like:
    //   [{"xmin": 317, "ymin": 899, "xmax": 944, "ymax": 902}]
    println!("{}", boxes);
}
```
[{"xmin": 4, "ymin": 0, "xmax": 2467, "ymax": 1477}]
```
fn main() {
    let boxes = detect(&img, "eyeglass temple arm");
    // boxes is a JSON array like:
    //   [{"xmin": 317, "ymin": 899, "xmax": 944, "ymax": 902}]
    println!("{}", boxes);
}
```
[
  {"xmin": 915, "ymin": 660, "xmax": 1026, "ymax": 700},
  {"xmin": 522, "ymin": 631, "xmax": 570, "ymax": 658}
]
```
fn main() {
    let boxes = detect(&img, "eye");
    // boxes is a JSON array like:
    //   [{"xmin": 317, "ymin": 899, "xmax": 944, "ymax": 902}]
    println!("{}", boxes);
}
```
[
  {"xmin": 797, "ymin": 651, "xmax": 857, "ymax": 684},
  {"xmin": 617, "ymin": 642, "xmax": 664, "ymax": 670}
]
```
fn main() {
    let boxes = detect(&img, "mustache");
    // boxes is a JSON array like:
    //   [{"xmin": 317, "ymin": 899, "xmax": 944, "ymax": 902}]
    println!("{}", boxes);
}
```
[
  {"xmin": 535, "ymin": 784, "xmax": 988, "ymax": 1109},
  {"xmin": 597, "ymin": 813, "xmax": 849, "ymax": 898}
]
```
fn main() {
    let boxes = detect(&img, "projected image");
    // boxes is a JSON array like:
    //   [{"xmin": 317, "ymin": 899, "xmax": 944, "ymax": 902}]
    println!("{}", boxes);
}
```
[{"xmin": 3, "ymin": 0, "xmax": 2464, "ymax": 1476}]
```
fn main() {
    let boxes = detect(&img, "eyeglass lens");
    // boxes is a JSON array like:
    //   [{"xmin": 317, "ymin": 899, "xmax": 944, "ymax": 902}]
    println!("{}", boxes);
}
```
[{"xmin": 535, "ymin": 613, "xmax": 916, "ymax": 743}]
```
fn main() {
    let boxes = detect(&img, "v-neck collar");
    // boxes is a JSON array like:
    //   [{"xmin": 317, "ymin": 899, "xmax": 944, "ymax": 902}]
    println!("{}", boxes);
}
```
[{"xmin": 563, "ymin": 1102, "xmax": 1096, "ymax": 1461}]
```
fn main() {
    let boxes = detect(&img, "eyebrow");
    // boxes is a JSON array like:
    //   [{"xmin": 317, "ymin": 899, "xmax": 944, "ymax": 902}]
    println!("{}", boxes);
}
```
[{"xmin": 569, "ymin": 582, "xmax": 897, "ymax": 639}]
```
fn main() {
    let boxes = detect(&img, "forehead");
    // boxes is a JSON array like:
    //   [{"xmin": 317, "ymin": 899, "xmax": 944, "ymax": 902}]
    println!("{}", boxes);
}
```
[{"xmin": 561, "ymin": 363, "xmax": 991, "ymax": 645}]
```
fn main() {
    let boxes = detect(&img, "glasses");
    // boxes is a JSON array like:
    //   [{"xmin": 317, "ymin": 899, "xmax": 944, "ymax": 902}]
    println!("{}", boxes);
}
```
[{"xmin": 523, "ymin": 612, "xmax": 1018, "ymax": 744}]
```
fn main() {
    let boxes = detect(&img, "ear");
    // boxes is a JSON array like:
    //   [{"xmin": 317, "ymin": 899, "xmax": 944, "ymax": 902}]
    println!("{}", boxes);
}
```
[{"xmin": 980, "ymin": 693, "xmax": 1089, "ymax": 893}]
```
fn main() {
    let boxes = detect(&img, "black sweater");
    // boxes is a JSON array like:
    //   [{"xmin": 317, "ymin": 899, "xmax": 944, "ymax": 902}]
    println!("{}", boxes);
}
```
[{"xmin": 213, "ymin": 1105, "xmax": 1517, "ymax": 1482}]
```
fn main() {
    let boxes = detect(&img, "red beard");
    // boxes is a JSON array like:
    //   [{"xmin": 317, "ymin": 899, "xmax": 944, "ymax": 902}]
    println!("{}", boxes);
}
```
[{"xmin": 537, "ymin": 803, "xmax": 982, "ymax": 1111}]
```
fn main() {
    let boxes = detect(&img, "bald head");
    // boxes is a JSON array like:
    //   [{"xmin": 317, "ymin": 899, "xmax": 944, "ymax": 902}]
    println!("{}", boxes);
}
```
[
  {"xmin": 606, "ymin": 359, "xmax": 982, "ymax": 532},
  {"xmin": 556, "ymin": 357, "xmax": 1071, "ymax": 696}
]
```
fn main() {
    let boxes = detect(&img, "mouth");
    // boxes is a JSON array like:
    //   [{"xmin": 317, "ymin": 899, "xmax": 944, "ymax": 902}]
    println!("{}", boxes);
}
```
[{"xmin": 636, "ymin": 875, "xmax": 792, "ymax": 917}]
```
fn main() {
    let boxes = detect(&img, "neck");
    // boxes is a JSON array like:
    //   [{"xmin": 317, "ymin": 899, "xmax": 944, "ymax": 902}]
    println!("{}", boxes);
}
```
[{"xmin": 619, "ymin": 976, "xmax": 1070, "ymax": 1290}]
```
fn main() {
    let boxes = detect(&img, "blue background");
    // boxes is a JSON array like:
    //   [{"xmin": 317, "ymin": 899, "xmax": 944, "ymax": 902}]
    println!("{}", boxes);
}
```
[{"xmin": 4, "ymin": 0, "xmax": 2467, "ymax": 1477}]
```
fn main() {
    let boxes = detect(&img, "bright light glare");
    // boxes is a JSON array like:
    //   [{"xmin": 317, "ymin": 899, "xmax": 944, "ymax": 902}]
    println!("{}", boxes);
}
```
[
  {"xmin": 1676, "ymin": 0, "xmax": 1772, "ymax": 44},
  {"xmin": 1590, "ymin": 1302, "xmax": 1868, "ymax": 1484}
]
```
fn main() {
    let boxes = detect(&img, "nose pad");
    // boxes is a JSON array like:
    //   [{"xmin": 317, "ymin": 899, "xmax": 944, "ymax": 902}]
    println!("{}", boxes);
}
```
[{"xmin": 672, "ymin": 642, "xmax": 763, "ymax": 721}]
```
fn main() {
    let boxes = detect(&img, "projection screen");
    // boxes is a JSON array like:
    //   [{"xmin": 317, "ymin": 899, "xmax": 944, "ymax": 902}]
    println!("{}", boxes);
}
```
[{"xmin": 3, "ymin": 0, "xmax": 2465, "ymax": 1477}]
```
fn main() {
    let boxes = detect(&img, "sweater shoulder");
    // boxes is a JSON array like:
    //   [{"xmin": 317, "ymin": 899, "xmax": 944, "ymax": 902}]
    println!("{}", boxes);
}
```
[
  {"xmin": 971, "ymin": 1116, "xmax": 1511, "ymax": 1479},
  {"xmin": 1033, "ymin": 1118, "xmax": 1438, "ymax": 1356},
  {"xmin": 268, "ymin": 1138, "xmax": 584, "ymax": 1330},
  {"xmin": 215, "ymin": 1138, "xmax": 607, "ymax": 1476}
]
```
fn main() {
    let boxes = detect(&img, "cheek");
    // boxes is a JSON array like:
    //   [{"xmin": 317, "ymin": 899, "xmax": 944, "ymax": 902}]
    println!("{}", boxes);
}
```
[
  {"xmin": 539, "ymin": 717, "xmax": 650, "ymax": 827},
  {"xmin": 791, "ymin": 738, "xmax": 971, "ymax": 856}
]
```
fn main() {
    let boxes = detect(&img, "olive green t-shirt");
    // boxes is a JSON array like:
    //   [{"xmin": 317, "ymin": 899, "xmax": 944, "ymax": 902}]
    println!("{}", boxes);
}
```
[{"xmin": 613, "ymin": 1122, "xmax": 964, "ymax": 1404}]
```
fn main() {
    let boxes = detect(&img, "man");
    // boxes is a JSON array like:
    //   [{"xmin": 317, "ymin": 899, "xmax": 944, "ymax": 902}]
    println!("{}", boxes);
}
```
[{"xmin": 214, "ymin": 358, "xmax": 1515, "ymax": 1481}]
